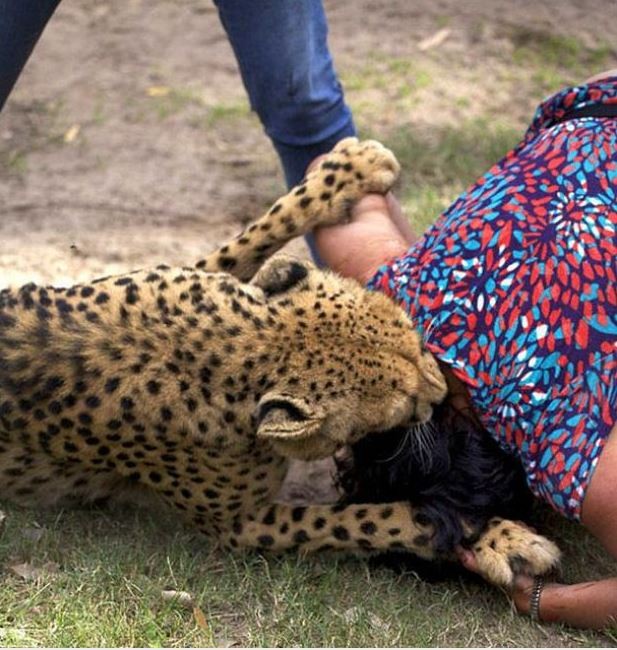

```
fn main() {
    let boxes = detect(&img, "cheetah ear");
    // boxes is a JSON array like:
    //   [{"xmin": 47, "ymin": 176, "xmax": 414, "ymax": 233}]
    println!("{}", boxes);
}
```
[
  {"xmin": 255, "ymin": 394, "xmax": 324, "ymax": 441},
  {"xmin": 251, "ymin": 257, "xmax": 312, "ymax": 297}
]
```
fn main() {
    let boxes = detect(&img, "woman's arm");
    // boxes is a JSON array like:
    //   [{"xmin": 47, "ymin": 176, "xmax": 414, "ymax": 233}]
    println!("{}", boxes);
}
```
[
  {"xmin": 520, "ymin": 425, "xmax": 617, "ymax": 628},
  {"xmin": 313, "ymin": 193, "xmax": 412, "ymax": 283},
  {"xmin": 514, "ymin": 576, "xmax": 617, "ymax": 628},
  {"xmin": 460, "ymin": 424, "xmax": 617, "ymax": 629},
  {"xmin": 457, "ymin": 552, "xmax": 617, "ymax": 629}
]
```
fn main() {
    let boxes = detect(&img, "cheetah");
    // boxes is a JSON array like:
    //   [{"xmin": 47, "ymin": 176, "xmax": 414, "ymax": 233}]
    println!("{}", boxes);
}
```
[{"xmin": 0, "ymin": 138, "xmax": 559, "ymax": 588}]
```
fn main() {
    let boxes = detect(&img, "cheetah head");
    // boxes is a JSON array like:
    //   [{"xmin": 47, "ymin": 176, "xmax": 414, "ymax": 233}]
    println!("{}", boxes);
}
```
[{"xmin": 251, "ymin": 257, "xmax": 448, "ymax": 461}]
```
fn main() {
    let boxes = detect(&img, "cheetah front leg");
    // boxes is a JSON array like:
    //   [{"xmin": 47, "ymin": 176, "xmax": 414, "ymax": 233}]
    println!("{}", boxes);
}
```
[
  {"xmin": 223, "ymin": 505, "xmax": 560, "ymax": 589},
  {"xmin": 196, "ymin": 138, "xmax": 400, "ymax": 281},
  {"xmin": 223, "ymin": 502, "xmax": 435, "ymax": 557}
]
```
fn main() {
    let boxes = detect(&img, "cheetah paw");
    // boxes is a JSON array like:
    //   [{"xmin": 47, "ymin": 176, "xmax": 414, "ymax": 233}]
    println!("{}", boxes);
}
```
[
  {"xmin": 329, "ymin": 137, "xmax": 401, "ymax": 196},
  {"xmin": 471, "ymin": 519, "xmax": 561, "ymax": 589}
]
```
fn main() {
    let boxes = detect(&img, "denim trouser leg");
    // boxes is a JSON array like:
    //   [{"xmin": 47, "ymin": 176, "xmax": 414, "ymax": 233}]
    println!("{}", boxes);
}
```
[
  {"xmin": 214, "ymin": 0, "xmax": 356, "ymax": 186},
  {"xmin": 0, "ymin": 0, "xmax": 62, "ymax": 110},
  {"xmin": 214, "ymin": 0, "xmax": 356, "ymax": 262}
]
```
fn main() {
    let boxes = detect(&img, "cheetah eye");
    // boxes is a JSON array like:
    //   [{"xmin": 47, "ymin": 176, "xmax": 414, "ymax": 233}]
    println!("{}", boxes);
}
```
[
  {"xmin": 255, "ymin": 393, "xmax": 324, "ymax": 442},
  {"xmin": 258, "ymin": 399, "xmax": 306, "ymax": 423}
]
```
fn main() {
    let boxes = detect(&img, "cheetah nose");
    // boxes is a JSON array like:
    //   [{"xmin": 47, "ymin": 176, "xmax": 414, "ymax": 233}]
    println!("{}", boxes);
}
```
[
  {"xmin": 421, "ymin": 371, "xmax": 447, "ymax": 404},
  {"xmin": 408, "ymin": 395, "xmax": 428, "ymax": 425},
  {"xmin": 407, "ymin": 394, "xmax": 438, "ymax": 426}
]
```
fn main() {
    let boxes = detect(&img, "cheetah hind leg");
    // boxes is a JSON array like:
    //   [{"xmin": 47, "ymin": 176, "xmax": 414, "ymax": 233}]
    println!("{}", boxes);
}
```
[
  {"xmin": 470, "ymin": 518, "xmax": 561, "ymax": 589},
  {"xmin": 195, "ymin": 138, "xmax": 400, "ymax": 282}
]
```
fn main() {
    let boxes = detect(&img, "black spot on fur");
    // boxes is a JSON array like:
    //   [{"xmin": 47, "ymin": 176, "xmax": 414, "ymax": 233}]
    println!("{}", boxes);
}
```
[
  {"xmin": 78, "ymin": 412, "xmax": 93, "ymax": 425},
  {"xmin": 146, "ymin": 381, "xmax": 161, "ymax": 395},
  {"xmin": 218, "ymin": 256, "xmax": 237, "ymax": 271},
  {"xmin": 120, "ymin": 396, "xmax": 134, "ymax": 410},
  {"xmin": 262, "ymin": 506, "xmax": 277, "ymax": 525},
  {"xmin": 95, "ymin": 292, "xmax": 110, "ymax": 305},
  {"xmin": 332, "ymin": 526, "xmax": 350, "ymax": 541},
  {"xmin": 104, "ymin": 377, "xmax": 121, "ymax": 393},
  {"xmin": 85, "ymin": 395, "xmax": 101, "ymax": 409},
  {"xmin": 293, "ymin": 530, "xmax": 310, "ymax": 544},
  {"xmin": 360, "ymin": 521, "xmax": 377, "ymax": 536}
]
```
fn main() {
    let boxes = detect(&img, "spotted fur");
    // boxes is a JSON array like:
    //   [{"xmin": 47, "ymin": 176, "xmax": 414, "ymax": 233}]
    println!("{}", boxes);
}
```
[{"xmin": 0, "ymin": 139, "xmax": 558, "ymax": 587}]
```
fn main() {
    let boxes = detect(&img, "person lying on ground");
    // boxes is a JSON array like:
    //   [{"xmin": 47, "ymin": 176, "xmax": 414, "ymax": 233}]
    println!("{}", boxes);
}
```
[{"xmin": 314, "ymin": 70, "xmax": 617, "ymax": 629}]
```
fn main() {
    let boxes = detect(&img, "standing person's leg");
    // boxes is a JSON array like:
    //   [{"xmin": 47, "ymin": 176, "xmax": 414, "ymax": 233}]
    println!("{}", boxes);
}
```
[
  {"xmin": 0, "ymin": 0, "xmax": 62, "ymax": 111},
  {"xmin": 213, "ymin": 0, "xmax": 356, "ymax": 261},
  {"xmin": 214, "ymin": 0, "xmax": 356, "ymax": 187}
]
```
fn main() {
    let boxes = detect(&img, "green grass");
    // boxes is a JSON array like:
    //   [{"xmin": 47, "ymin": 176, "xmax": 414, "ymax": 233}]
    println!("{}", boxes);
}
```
[
  {"xmin": 1, "ymin": 502, "xmax": 615, "ymax": 647},
  {"xmin": 148, "ymin": 87, "xmax": 205, "ymax": 120},
  {"xmin": 506, "ymin": 26, "xmax": 614, "ymax": 93},
  {"xmin": 145, "ymin": 85, "xmax": 251, "ymax": 125},
  {"xmin": 203, "ymin": 101, "xmax": 252, "ymax": 127},
  {"xmin": 341, "ymin": 55, "xmax": 433, "ymax": 99},
  {"xmin": 509, "ymin": 27, "xmax": 611, "ymax": 70},
  {"xmin": 376, "ymin": 118, "xmax": 520, "ymax": 231}
]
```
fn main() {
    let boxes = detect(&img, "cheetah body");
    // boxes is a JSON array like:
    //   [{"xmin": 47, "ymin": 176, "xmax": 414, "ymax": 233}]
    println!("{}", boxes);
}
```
[{"xmin": 0, "ymin": 139, "xmax": 559, "ymax": 586}]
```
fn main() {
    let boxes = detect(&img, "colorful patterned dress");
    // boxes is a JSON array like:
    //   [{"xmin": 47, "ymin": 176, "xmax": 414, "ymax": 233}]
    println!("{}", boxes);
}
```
[{"xmin": 368, "ymin": 77, "xmax": 617, "ymax": 520}]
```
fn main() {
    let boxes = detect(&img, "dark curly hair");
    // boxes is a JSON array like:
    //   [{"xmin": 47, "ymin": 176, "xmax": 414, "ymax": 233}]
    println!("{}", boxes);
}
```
[{"xmin": 337, "ymin": 400, "xmax": 532, "ymax": 571}]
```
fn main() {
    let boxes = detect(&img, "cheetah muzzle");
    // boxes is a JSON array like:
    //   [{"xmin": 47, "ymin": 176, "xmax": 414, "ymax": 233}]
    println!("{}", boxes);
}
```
[{"xmin": 0, "ymin": 138, "xmax": 559, "ymax": 588}]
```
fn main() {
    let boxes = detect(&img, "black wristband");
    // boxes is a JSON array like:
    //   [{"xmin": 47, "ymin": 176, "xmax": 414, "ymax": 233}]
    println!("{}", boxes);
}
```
[{"xmin": 529, "ymin": 576, "xmax": 545, "ymax": 622}]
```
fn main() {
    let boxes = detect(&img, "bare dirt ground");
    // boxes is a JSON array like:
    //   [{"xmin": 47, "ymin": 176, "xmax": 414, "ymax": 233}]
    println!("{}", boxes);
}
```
[{"xmin": 1, "ymin": 0, "xmax": 616, "ymax": 288}]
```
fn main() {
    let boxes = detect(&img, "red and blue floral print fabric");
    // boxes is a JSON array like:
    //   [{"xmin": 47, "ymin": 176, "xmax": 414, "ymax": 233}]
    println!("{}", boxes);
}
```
[{"xmin": 369, "ymin": 77, "xmax": 617, "ymax": 520}]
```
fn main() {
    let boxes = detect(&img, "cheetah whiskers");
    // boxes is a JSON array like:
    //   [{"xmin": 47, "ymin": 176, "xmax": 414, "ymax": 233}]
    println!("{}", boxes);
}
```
[
  {"xmin": 376, "ymin": 427, "xmax": 413, "ymax": 464},
  {"xmin": 408, "ymin": 419, "xmax": 437, "ymax": 473},
  {"xmin": 374, "ymin": 419, "xmax": 436, "ymax": 472}
]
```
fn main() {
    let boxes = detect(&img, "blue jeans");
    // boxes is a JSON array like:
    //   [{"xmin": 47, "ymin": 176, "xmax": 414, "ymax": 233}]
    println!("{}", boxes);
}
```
[
  {"xmin": 0, "ymin": 0, "xmax": 62, "ymax": 112},
  {"xmin": 0, "ymin": 0, "xmax": 356, "ymax": 258},
  {"xmin": 213, "ymin": 0, "xmax": 356, "ymax": 187}
]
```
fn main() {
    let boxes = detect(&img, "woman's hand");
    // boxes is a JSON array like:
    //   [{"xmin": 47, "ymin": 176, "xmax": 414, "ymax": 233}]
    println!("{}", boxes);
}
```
[
  {"xmin": 456, "ymin": 546, "xmax": 617, "ymax": 629},
  {"xmin": 456, "ymin": 547, "xmax": 536, "ymax": 614}
]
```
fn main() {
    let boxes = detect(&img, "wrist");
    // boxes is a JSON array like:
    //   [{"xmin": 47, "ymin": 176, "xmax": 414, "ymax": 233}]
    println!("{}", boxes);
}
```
[
  {"xmin": 511, "ymin": 575, "xmax": 535, "ymax": 615},
  {"xmin": 528, "ymin": 576, "xmax": 545, "ymax": 621}
]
